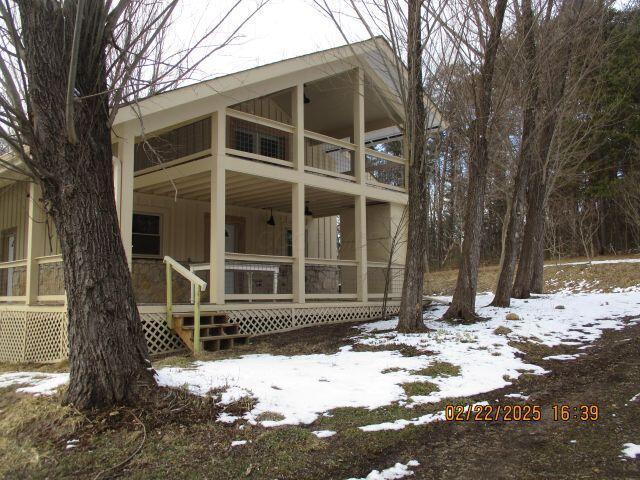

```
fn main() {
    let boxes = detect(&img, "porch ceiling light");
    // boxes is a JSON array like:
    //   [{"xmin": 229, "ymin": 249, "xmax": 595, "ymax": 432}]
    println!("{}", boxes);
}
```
[
  {"xmin": 267, "ymin": 208, "xmax": 276, "ymax": 226},
  {"xmin": 303, "ymin": 83, "xmax": 310, "ymax": 104},
  {"xmin": 304, "ymin": 202, "xmax": 313, "ymax": 217}
]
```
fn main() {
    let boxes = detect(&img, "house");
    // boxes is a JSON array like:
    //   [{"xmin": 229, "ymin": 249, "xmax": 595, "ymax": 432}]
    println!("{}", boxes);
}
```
[{"xmin": 0, "ymin": 37, "xmax": 441, "ymax": 362}]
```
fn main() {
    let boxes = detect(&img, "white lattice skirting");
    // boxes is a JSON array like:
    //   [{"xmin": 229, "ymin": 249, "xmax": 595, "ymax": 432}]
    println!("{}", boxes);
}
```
[{"xmin": 0, "ymin": 302, "xmax": 400, "ymax": 363}]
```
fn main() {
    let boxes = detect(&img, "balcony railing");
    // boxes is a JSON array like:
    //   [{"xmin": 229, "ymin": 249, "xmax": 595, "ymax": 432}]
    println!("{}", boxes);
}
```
[
  {"xmin": 304, "ymin": 131, "xmax": 356, "ymax": 181},
  {"xmin": 226, "ymin": 109, "xmax": 294, "ymax": 168},
  {"xmin": 365, "ymin": 149, "xmax": 406, "ymax": 189}
]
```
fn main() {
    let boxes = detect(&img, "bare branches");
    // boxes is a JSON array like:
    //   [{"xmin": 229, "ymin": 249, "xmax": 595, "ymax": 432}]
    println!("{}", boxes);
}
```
[{"xmin": 65, "ymin": 0, "xmax": 85, "ymax": 144}]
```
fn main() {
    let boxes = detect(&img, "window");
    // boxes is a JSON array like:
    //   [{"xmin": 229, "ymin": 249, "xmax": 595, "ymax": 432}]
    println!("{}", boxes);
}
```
[
  {"xmin": 260, "ymin": 134, "xmax": 285, "ymax": 160},
  {"xmin": 234, "ymin": 129, "xmax": 254, "ymax": 154},
  {"xmin": 132, "ymin": 213, "xmax": 161, "ymax": 256}
]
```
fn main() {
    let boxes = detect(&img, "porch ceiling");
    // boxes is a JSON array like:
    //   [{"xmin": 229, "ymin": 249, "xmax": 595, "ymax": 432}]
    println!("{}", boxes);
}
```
[{"xmin": 136, "ymin": 171, "xmax": 359, "ymax": 217}]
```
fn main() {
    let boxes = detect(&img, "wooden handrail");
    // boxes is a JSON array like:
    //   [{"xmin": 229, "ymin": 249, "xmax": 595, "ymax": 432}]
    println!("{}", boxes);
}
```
[
  {"xmin": 0, "ymin": 259, "xmax": 27, "ymax": 269},
  {"xmin": 163, "ymin": 256, "xmax": 207, "ymax": 353},
  {"xmin": 163, "ymin": 256, "xmax": 207, "ymax": 290},
  {"xmin": 364, "ymin": 148, "xmax": 406, "ymax": 165},
  {"xmin": 305, "ymin": 258, "xmax": 357, "ymax": 267},
  {"xmin": 226, "ymin": 108, "xmax": 296, "ymax": 133},
  {"xmin": 304, "ymin": 130, "xmax": 356, "ymax": 151}
]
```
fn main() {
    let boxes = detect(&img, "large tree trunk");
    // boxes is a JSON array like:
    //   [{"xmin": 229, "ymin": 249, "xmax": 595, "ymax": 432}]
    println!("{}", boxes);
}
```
[
  {"xmin": 398, "ymin": 0, "xmax": 430, "ymax": 332},
  {"xmin": 20, "ymin": 1, "xmax": 155, "ymax": 410},
  {"xmin": 443, "ymin": 0, "xmax": 508, "ymax": 322},
  {"xmin": 491, "ymin": 0, "xmax": 537, "ymax": 307}
]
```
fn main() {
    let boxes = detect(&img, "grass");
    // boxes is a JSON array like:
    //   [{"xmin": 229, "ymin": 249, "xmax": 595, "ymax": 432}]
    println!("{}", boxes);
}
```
[
  {"xmin": 412, "ymin": 361, "xmax": 461, "ymax": 377},
  {"xmin": 0, "ymin": 254, "xmax": 638, "ymax": 478},
  {"xmin": 426, "ymin": 253, "xmax": 640, "ymax": 295},
  {"xmin": 401, "ymin": 381, "xmax": 439, "ymax": 397}
]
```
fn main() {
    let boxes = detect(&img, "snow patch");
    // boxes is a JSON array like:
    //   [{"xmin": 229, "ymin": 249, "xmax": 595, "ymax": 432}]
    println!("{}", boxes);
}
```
[
  {"xmin": 156, "ymin": 350, "xmax": 430, "ymax": 426},
  {"xmin": 0, "ymin": 372, "xmax": 69, "ymax": 396},
  {"xmin": 359, "ymin": 403, "xmax": 487, "ymax": 432},
  {"xmin": 621, "ymin": 443, "xmax": 640, "ymax": 459},
  {"xmin": 312, "ymin": 430, "xmax": 336, "ymax": 438},
  {"xmin": 505, "ymin": 393, "xmax": 530, "ymax": 400},
  {"xmin": 543, "ymin": 354, "xmax": 584, "ymax": 361},
  {"xmin": 231, "ymin": 440, "xmax": 247, "ymax": 447},
  {"xmin": 347, "ymin": 460, "xmax": 420, "ymax": 480}
]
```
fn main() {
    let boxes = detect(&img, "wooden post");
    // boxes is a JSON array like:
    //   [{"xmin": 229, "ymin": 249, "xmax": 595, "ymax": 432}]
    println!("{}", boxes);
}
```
[
  {"xmin": 292, "ymin": 183, "xmax": 305, "ymax": 303},
  {"xmin": 117, "ymin": 137, "xmax": 135, "ymax": 269},
  {"xmin": 292, "ymin": 83, "xmax": 305, "ymax": 172},
  {"xmin": 165, "ymin": 262, "xmax": 173, "ymax": 328},
  {"xmin": 355, "ymin": 195, "xmax": 368, "ymax": 302},
  {"xmin": 25, "ymin": 182, "xmax": 46, "ymax": 305},
  {"xmin": 292, "ymin": 84, "xmax": 306, "ymax": 303},
  {"xmin": 210, "ymin": 111, "xmax": 226, "ymax": 304},
  {"xmin": 193, "ymin": 285, "xmax": 201, "ymax": 354},
  {"xmin": 353, "ymin": 68, "xmax": 365, "ymax": 184}
]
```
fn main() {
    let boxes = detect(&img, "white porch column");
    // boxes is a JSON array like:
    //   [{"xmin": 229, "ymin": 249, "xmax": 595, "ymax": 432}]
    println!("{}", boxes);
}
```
[
  {"xmin": 292, "ymin": 84, "xmax": 306, "ymax": 303},
  {"xmin": 353, "ymin": 68, "xmax": 368, "ymax": 301},
  {"xmin": 292, "ymin": 183, "xmax": 305, "ymax": 303},
  {"xmin": 210, "ymin": 110, "xmax": 226, "ymax": 304},
  {"xmin": 25, "ymin": 182, "xmax": 46, "ymax": 305},
  {"xmin": 353, "ymin": 68, "xmax": 365, "ymax": 184},
  {"xmin": 117, "ymin": 137, "xmax": 135, "ymax": 269},
  {"xmin": 292, "ymin": 83, "xmax": 305, "ymax": 172},
  {"xmin": 355, "ymin": 195, "xmax": 368, "ymax": 302}
]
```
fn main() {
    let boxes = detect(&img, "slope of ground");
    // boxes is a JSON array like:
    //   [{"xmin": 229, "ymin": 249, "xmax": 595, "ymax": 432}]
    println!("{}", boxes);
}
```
[
  {"xmin": 426, "ymin": 254, "xmax": 640, "ymax": 295},
  {"xmin": 0, "ymin": 256, "xmax": 638, "ymax": 479}
]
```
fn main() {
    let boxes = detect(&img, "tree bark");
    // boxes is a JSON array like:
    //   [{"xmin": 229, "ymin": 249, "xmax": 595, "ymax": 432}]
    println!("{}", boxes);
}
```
[
  {"xmin": 398, "ymin": 0, "xmax": 430, "ymax": 332},
  {"xmin": 491, "ymin": 0, "xmax": 537, "ymax": 307},
  {"xmin": 443, "ymin": 0, "xmax": 509, "ymax": 322},
  {"xmin": 20, "ymin": 1, "xmax": 155, "ymax": 410}
]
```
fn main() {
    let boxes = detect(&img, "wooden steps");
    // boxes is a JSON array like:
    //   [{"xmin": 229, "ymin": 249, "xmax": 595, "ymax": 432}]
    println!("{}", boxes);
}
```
[{"xmin": 171, "ymin": 313, "xmax": 249, "ymax": 353}]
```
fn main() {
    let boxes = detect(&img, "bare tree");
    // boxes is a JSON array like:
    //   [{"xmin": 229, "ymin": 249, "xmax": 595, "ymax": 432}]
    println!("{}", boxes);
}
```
[
  {"xmin": 441, "ymin": 0, "xmax": 510, "ymax": 322},
  {"xmin": 0, "ymin": 0, "xmax": 266, "ymax": 409},
  {"xmin": 314, "ymin": 0, "xmax": 461, "ymax": 331},
  {"xmin": 490, "ymin": 0, "xmax": 538, "ymax": 307}
]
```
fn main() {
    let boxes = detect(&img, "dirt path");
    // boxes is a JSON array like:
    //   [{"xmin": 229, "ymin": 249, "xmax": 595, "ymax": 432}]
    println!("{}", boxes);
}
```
[{"xmin": 406, "ymin": 320, "xmax": 640, "ymax": 479}]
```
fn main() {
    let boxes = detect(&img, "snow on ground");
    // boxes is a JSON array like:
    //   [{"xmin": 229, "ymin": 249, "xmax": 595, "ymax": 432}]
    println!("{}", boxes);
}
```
[
  {"xmin": 2, "ymin": 290, "xmax": 639, "ymax": 429},
  {"xmin": 358, "ymin": 402, "xmax": 487, "ymax": 432},
  {"xmin": 621, "ymin": 443, "xmax": 640, "ymax": 459},
  {"xmin": 312, "ymin": 430, "xmax": 336, "ymax": 438},
  {"xmin": 158, "ymin": 290, "xmax": 640, "ymax": 426},
  {"xmin": 0, "ymin": 372, "xmax": 69, "ymax": 395},
  {"xmin": 544, "ymin": 258, "xmax": 640, "ymax": 268},
  {"xmin": 346, "ymin": 460, "xmax": 420, "ymax": 480},
  {"xmin": 157, "ymin": 350, "xmax": 429, "ymax": 426},
  {"xmin": 542, "ymin": 354, "xmax": 584, "ymax": 361}
]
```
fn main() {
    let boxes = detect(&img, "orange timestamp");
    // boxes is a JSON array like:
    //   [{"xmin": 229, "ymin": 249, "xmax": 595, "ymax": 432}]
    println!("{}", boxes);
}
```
[{"xmin": 444, "ymin": 404, "xmax": 600, "ymax": 422}]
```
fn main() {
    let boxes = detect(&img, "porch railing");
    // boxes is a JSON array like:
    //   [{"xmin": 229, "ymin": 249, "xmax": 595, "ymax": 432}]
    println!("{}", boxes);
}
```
[
  {"xmin": 305, "ymin": 258, "xmax": 357, "ymax": 300},
  {"xmin": 164, "ymin": 256, "xmax": 207, "ymax": 352},
  {"xmin": 304, "ymin": 131, "xmax": 356, "ymax": 181},
  {"xmin": 0, "ymin": 259, "xmax": 27, "ymax": 302},
  {"xmin": 365, "ymin": 148, "xmax": 406, "ymax": 190}
]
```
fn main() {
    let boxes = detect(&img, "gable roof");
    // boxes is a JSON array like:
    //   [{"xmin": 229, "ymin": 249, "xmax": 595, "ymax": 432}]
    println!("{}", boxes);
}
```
[{"xmin": 114, "ymin": 37, "xmax": 442, "ymax": 129}]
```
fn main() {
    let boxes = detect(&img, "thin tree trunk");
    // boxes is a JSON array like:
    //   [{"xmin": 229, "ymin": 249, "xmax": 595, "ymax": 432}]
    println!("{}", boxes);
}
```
[
  {"xmin": 20, "ymin": 1, "xmax": 155, "ymax": 409},
  {"xmin": 443, "ymin": 0, "xmax": 509, "ymax": 322},
  {"xmin": 491, "ymin": 0, "xmax": 537, "ymax": 307},
  {"xmin": 398, "ymin": 0, "xmax": 429, "ymax": 332}
]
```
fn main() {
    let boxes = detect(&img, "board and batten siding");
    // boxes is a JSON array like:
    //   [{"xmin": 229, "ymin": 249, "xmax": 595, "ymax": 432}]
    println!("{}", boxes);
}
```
[
  {"xmin": 0, "ymin": 182, "xmax": 29, "ymax": 260},
  {"xmin": 133, "ymin": 192, "xmax": 337, "ymax": 263}
]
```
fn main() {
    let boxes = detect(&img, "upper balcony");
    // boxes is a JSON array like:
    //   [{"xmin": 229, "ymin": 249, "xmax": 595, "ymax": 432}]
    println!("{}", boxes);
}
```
[{"xmin": 132, "ymin": 69, "xmax": 407, "ymax": 194}]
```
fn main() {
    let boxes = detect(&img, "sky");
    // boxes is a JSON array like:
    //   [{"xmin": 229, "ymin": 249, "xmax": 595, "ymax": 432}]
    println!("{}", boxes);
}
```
[{"xmin": 172, "ymin": 0, "xmax": 368, "ymax": 81}]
